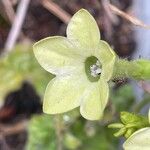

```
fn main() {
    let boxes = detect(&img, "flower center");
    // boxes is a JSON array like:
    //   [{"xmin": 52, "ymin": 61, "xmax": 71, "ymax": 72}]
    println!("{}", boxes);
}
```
[
  {"xmin": 85, "ymin": 56, "xmax": 102, "ymax": 82},
  {"xmin": 90, "ymin": 60, "xmax": 102, "ymax": 77}
]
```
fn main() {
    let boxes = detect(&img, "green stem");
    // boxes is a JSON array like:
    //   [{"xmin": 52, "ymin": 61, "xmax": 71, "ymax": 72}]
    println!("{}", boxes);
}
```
[
  {"xmin": 54, "ymin": 115, "xmax": 63, "ymax": 150},
  {"xmin": 113, "ymin": 58, "xmax": 150, "ymax": 80}
]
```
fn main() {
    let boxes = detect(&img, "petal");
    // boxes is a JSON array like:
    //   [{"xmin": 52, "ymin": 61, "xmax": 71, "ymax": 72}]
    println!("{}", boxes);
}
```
[
  {"xmin": 43, "ymin": 74, "xmax": 89, "ymax": 114},
  {"xmin": 33, "ymin": 36, "xmax": 83, "ymax": 75},
  {"xmin": 123, "ymin": 127, "xmax": 150, "ymax": 150},
  {"xmin": 149, "ymin": 108, "xmax": 150, "ymax": 123},
  {"xmin": 95, "ymin": 41, "xmax": 116, "ymax": 81},
  {"xmin": 80, "ymin": 79, "xmax": 109, "ymax": 120},
  {"xmin": 67, "ymin": 9, "xmax": 100, "ymax": 55}
]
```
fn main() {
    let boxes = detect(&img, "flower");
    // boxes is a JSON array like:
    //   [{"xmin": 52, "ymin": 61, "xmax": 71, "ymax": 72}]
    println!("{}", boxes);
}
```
[
  {"xmin": 123, "ymin": 109, "xmax": 150, "ymax": 149},
  {"xmin": 33, "ymin": 9, "xmax": 116, "ymax": 120}
]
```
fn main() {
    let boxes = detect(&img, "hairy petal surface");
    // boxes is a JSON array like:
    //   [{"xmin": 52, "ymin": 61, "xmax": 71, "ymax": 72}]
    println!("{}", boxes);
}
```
[
  {"xmin": 67, "ymin": 9, "xmax": 100, "ymax": 56},
  {"xmin": 123, "ymin": 128, "xmax": 150, "ymax": 150},
  {"xmin": 33, "ymin": 36, "xmax": 83, "ymax": 75},
  {"xmin": 80, "ymin": 79, "xmax": 109, "ymax": 120},
  {"xmin": 43, "ymin": 74, "xmax": 89, "ymax": 114}
]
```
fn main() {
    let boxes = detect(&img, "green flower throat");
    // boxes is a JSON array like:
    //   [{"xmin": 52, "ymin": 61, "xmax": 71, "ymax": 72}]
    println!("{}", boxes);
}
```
[{"xmin": 85, "ymin": 56, "xmax": 102, "ymax": 82}]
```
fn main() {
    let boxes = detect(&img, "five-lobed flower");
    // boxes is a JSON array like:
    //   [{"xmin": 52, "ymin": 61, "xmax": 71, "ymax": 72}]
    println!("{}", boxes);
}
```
[{"xmin": 33, "ymin": 9, "xmax": 116, "ymax": 120}]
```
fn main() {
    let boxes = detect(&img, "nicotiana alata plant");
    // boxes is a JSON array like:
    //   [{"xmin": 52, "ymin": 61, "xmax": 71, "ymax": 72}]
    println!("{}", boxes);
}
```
[
  {"xmin": 33, "ymin": 8, "xmax": 150, "ymax": 148},
  {"xmin": 108, "ymin": 111, "xmax": 150, "ymax": 138},
  {"xmin": 123, "ymin": 109, "xmax": 150, "ymax": 150}
]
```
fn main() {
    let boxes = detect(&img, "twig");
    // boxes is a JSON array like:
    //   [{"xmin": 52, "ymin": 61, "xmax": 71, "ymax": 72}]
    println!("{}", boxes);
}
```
[
  {"xmin": 11, "ymin": 0, "xmax": 19, "ymax": 5},
  {"xmin": 101, "ymin": 0, "xmax": 118, "ymax": 24},
  {"xmin": 1, "ymin": 0, "xmax": 15, "ymax": 23},
  {"xmin": 4, "ymin": 0, "xmax": 30, "ymax": 53},
  {"xmin": 108, "ymin": 3, "xmax": 150, "ymax": 29},
  {"xmin": 41, "ymin": 0, "xmax": 71, "ymax": 24},
  {"xmin": 100, "ymin": 0, "xmax": 118, "ymax": 39},
  {"xmin": 0, "ymin": 120, "xmax": 28, "ymax": 136}
]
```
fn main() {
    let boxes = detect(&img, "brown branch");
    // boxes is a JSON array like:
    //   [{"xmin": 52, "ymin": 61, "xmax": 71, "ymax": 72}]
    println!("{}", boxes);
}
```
[
  {"xmin": 1, "ymin": 0, "xmax": 15, "ymax": 24},
  {"xmin": 101, "ymin": 0, "xmax": 118, "ymax": 24},
  {"xmin": 41, "ymin": 0, "xmax": 71, "ymax": 24},
  {"xmin": 109, "ymin": 3, "xmax": 150, "ymax": 29},
  {"xmin": 0, "ymin": 120, "xmax": 28, "ymax": 136}
]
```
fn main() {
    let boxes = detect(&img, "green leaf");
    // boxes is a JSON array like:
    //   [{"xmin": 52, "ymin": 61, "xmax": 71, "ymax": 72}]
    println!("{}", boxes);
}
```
[
  {"xmin": 120, "ymin": 112, "xmax": 149, "ymax": 128},
  {"xmin": 108, "ymin": 123, "xmax": 124, "ymax": 129},
  {"xmin": 26, "ymin": 114, "xmax": 56, "ymax": 150},
  {"xmin": 0, "ymin": 44, "xmax": 53, "ymax": 100},
  {"xmin": 114, "ymin": 127, "xmax": 126, "ymax": 137}
]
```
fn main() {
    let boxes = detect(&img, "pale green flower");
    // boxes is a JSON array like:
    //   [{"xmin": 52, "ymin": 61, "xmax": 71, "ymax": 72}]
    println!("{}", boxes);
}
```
[
  {"xmin": 33, "ymin": 9, "xmax": 116, "ymax": 120},
  {"xmin": 123, "ymin": 109, "xmax": 150, "ymax": 150}
]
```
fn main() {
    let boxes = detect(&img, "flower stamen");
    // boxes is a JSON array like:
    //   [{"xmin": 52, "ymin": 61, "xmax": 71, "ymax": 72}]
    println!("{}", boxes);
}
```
[
  {"xmin": 85, "ymin": 56, "xmax": 102, "ymax": 82},
  {"xmin": 90, "ymin": 61, "xmax": 102, "ymax": 77}
]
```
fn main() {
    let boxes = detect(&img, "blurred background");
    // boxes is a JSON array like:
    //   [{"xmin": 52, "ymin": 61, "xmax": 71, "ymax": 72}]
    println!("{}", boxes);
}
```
[{"xmin": 0, "ymin": 0, "xmax": 150, "ymax": 150}]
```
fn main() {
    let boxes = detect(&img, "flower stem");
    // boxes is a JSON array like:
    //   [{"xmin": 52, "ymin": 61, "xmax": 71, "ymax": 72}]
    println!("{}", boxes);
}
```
[
  {"xmin": 54, "ymin": 115, "xmax": 63, "ymax": 150},
  {"xmin": 112, "ymin": 58, "xmax": 150, "ymax": 80}
]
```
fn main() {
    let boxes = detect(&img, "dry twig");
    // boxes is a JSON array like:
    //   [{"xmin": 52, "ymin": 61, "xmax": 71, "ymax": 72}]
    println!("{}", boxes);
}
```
[
  {"xmin": 41, "ymin": 0, "xmax": 71, "ymax": 24},
  {"xmin": 4, "ymin": 0, "xmax": 30, "ymax": 53},
  {"xmin": 108, "ymin": 3, "xmax": 150, "ymax": 29},
  {"xmin": 1, "ymin": 0, "xmax": 15, "ymax": 23},
  {"xmin": 101, "ymin": 0, "xmax": 118, "ymax": 24},
  {"xmin": 0, "ymin": 120, "xmax": 28, "ymax": 136}
]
